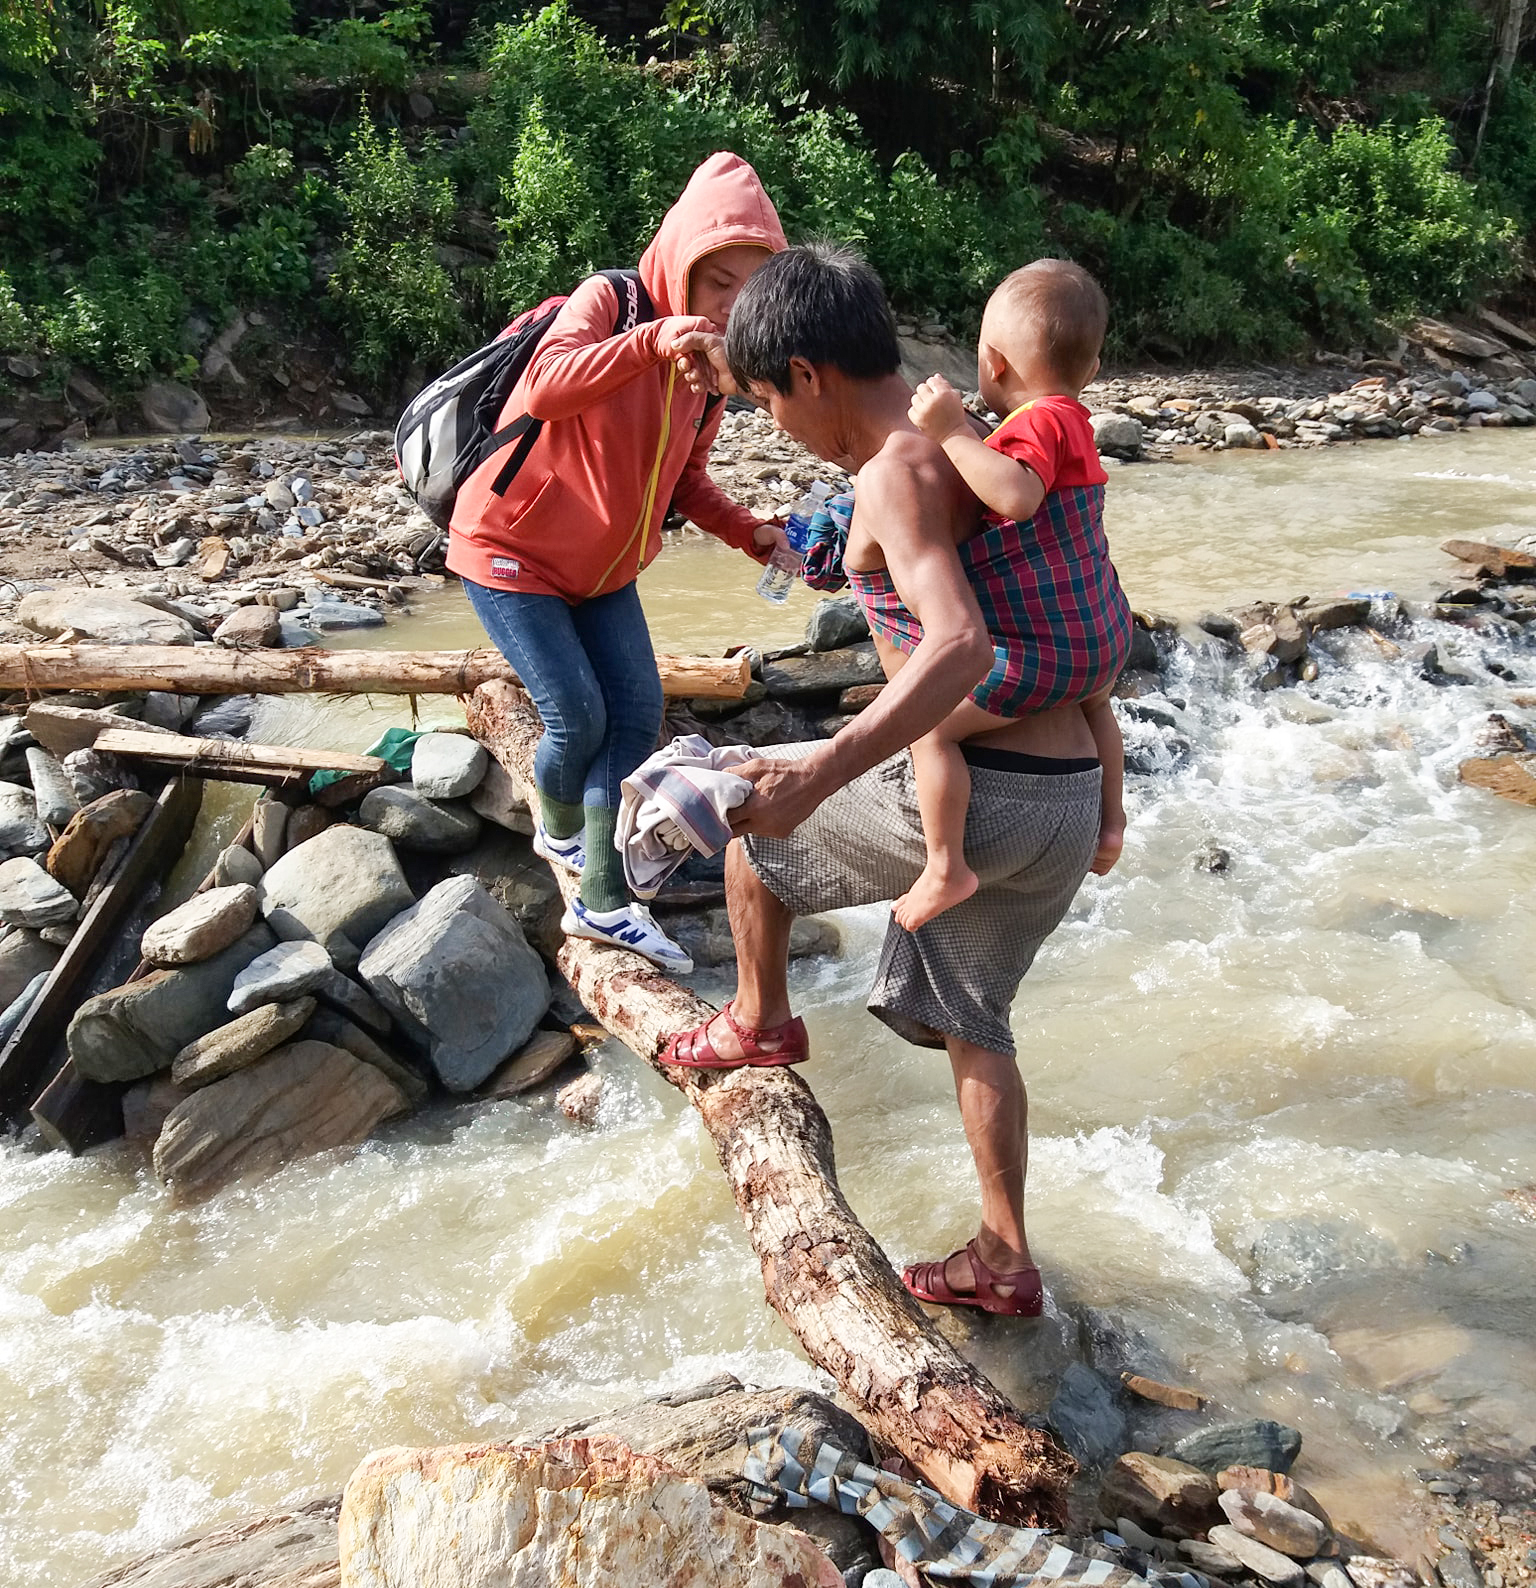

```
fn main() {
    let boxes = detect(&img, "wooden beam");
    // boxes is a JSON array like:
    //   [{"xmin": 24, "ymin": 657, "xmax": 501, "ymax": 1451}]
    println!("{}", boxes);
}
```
[
  {"xmin": 464, "ymin": 678, "xmax": 1074, "ymax": 1529},
  {"xmin": 0, "ymin": 645, "xmax": 752, "ymax": 700},
  {"xmin": 0, "ymin": 774, "xmax": 204, "ymax": 1128},
  {"xmin": 93, "ymin": 728, "xmax": 388, "ymax": 789}
]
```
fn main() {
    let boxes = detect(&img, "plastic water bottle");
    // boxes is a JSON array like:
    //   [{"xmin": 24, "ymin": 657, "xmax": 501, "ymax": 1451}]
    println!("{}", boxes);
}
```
[{"xmin": 756, "ymin": 481, "xmax": 831, "ymax": 603}]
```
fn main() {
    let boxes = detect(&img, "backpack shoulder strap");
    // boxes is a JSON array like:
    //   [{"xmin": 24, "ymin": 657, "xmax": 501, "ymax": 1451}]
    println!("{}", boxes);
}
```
[{"xmin": 595, "ymin": 268, "xmax": 655, "ymax": 335}]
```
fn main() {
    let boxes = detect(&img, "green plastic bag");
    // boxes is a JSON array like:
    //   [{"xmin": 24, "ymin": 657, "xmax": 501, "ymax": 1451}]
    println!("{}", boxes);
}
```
[{"xmin": 308, "ymin": 726, "xmax": 423, "ymax": 796}]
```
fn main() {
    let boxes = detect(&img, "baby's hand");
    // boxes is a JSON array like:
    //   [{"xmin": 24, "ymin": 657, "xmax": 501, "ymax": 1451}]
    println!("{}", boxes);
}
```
[{"xmin": 908, "ymin": 374, "xmax": 970, "ymax": 443}]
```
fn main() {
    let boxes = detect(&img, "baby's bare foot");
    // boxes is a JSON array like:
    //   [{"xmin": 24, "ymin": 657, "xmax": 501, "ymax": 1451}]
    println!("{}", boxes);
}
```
[{"xmin": 893, "ymin": 863, "xmax": 979, "ymax": 931}]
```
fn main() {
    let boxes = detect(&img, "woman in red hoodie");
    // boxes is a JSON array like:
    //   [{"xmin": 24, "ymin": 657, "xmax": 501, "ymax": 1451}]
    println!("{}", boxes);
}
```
[{"xmin": 449, "ymin": 153, "xmax": 787, "ymax": 972}]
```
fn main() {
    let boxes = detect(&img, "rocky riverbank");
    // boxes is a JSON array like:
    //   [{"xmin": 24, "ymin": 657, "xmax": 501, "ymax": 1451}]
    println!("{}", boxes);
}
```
[
  {"xmin": 86, "ymin": 1366, "xmax": 1531, "ymax": 1588},
  {"xmin": 6, "ymin": 308, "xmax": 1536, "ymax": 612}
]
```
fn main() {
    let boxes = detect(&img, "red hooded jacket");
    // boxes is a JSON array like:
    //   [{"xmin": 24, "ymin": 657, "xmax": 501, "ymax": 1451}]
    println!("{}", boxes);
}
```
[{"xmin": 447, "ymin": 152, "xmax": 787, "ymax": 603}]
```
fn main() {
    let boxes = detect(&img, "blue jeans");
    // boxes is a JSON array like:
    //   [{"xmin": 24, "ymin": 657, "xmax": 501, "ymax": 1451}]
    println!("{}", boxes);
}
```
[{"xmin": 464, "ymin": 577, "xmax": 663, "ymax": 810}]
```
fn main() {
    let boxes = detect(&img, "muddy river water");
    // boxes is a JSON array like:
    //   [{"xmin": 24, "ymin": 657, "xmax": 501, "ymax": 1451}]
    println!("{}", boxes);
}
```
[{"xmin": 3, "ymin": 431, "xmax": 1536, "ymax": 1583}]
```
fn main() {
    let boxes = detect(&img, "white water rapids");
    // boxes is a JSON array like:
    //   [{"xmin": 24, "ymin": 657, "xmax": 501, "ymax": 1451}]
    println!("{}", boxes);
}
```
[{"xmin": 3, "ymin": 431, "xmax": 1535, "ymax": 1583}]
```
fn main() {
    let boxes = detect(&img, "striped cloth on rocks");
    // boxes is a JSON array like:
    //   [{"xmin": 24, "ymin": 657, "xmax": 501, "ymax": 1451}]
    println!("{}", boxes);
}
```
[{"xmin": 743, "ymin": 1425, "xmax": 1210, "ymax": 1588}]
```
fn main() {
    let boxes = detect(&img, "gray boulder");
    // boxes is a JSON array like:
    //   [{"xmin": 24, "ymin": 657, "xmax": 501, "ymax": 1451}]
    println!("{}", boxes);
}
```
[
  {"xmin": 227, "ymin": 939, "xmax": 334, "ymax": 1014},
  {"xmin": 258, "ymin": 824, "xmax": 413, "ymax": 971},
  {"xmin": 468, "ymin": 757, "xmax": 534, "ymax": 835},
  {"xmin": 1048, "ymin": 1362, "xmax": 1128, "ymax": 1467},
  {"xmin": 138, "ymin": 380, "xmax": 210, "ymax": 433},
  {"xmin": 212, "ymin": 843, "xmax": 264, "ymax": 887},
  {"xmin": 805, "ymin": 596, "xmax": 869, "ymax": 652},
  {"xmin": 16, "ymin": 590, "xmax": 197, "ymax": 646},
  {"xmin": 358, "ymin": 786, "xmax": 481, "ymax": 854},
  {"xmin": 1092, "ymin": 412, "xmax": 1146, "ymax": 459},
  {"xmin": 0, "ymin": 782, "xmax": 48, "ymax": 855},
  {"xmin": 0, "ymin": 927, "xmax": 59, "ymax": 1010},
  {"xmin": 24, "ymin": 746, "xmax": 79, "ymax": 830},
  {"xmin": 0, "ymin": 857, "xmax": 78, "ymax": 928},
  {"xmin": 410, "ymin": 732, "xmax": 488, "ymax": 800},
  {"xmin": 760, "ymin": 644, "xmax": 883, "ymax": 699},
  {"xmin": 68, "ymin": 923, "xmax": 276, "ymax": 1083},
  {"xmin": 359, "ymin": 875, "xmax": 550, "ymax": 1092}
]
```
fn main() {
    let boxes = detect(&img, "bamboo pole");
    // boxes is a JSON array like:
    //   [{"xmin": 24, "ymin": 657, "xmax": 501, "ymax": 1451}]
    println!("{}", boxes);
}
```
[
  {"xmin": 0, "ymin": 645, "xmax": 752, "ymax": 700},
  {"xmin": 464, "ymin": 678, "xmax": 1074, "ymax": 1529}
]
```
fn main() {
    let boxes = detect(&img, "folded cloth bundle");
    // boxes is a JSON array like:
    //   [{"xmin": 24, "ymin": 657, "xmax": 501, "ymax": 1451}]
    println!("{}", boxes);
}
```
[
  {"xmin": 617, "ymin": 733, "xmax": 756, "ymax": 899},
  {"xmin": 801, "ymin": 488, "xmax": 857, "ymax": 592}
]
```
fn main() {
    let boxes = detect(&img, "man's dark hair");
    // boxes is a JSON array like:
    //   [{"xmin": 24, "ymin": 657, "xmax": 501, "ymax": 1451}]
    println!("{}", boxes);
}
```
[{"xmin": 726, "ymin": 243, "xmax": 900, "ymax": 393}]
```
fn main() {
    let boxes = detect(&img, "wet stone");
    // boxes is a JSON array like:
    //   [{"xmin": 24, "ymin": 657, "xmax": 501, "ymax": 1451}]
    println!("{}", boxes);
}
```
[
  {"xmin": 1099, "ymin": 1452, "xmax": 1220, "ymax": 1535},
  {"xmin": 259, "ymin": 823, "xmax": 414, "ymax": 971},
  {"xmin": 1166, "ymin": 1419, "xmax": 1302, "ymax": 1475},
  {"xmin": 1182, "ymin": 1540, "xmax": 1246, "ymax": 1577}
]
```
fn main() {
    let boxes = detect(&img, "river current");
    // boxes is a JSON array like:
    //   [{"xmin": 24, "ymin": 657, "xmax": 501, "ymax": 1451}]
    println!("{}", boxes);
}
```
[{"xmin": 3, "ymin": 431, "xmax": 1535, "ymax": 1583}]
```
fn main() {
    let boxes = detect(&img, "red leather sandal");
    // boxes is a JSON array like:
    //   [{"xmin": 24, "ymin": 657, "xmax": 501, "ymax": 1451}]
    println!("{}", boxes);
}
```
[
  {"xmin": 902, "ymin": 1240, "xmax": 1043, "ymax": 1318},
  {"xmin": 661, "ymin": 1001, "xmax": 810, "ymax": 1069}
]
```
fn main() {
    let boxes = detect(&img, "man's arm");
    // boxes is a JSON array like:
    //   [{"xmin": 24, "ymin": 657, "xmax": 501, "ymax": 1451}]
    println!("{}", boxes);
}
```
[{"xmin": 732, "ymin": 441, "xmax": 994, "ymax": 837}]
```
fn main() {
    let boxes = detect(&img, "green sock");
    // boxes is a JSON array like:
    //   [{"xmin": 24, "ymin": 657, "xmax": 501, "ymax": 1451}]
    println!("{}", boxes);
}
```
[
  {"xmin": 539, "ymin": 792, "xmax": 584, "ymax": 841},
  {"xmin": 579, "ymin": 805, "xmax": 627, "ymax": 912}
]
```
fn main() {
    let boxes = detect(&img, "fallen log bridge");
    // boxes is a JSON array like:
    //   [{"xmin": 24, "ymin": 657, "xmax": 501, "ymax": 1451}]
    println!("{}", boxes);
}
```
[
  {"xmin": 0, "ymin": 645, "xmax": 752, "ymax": 701},
  {"xmin": 465, "ymin": 678, "xmax": 1075, "ymax": 1529}
]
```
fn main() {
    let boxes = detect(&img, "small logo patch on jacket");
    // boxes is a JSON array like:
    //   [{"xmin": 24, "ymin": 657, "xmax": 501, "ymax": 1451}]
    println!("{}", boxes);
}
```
[{"xmin": 490, "ymin": 556, "xmax": 520, "ymax": 582}]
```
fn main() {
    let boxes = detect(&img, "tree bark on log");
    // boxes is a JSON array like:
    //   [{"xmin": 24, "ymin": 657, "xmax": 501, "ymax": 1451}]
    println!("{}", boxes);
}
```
[
  {"xmin": 0, "ymin": 645, "xmax": 751, "ymax": 700},
  {"xmin": 464, "ymin": 678, "xmax": 1074, "ymax": 1528}
]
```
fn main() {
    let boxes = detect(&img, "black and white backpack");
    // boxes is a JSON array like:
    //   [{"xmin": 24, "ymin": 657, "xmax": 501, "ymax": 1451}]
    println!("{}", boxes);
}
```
[{"xmin": 394, "ymin": 268, "xmax": 654, "ymax": 530}]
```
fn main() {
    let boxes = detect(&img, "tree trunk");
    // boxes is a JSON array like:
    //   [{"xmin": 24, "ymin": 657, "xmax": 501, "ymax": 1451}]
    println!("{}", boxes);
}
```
[
  {"xmin": 464, "ymin": 678, "xmax": 1075, "ymax": 1528},
  {"xmin": 0, "ymin": 645, "xmax": 751, "ymax": 701}
]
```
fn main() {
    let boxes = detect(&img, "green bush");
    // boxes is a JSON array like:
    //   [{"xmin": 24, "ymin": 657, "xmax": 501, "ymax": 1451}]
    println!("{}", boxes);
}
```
[
  {"xmin": 0, "ymin": 272, "xmax": 33, "ymax": 353},
  {"xmin": 40, "ymin": 259, "xmax": 188, "ymax": 381},
  {"xmin": 330, "ymin": 122, "xmax": 463, "ymax": 380}
]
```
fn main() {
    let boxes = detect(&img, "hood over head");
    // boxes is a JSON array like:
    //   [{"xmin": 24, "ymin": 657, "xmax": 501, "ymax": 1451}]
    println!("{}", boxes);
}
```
[{"xmin": 639, "ymin": 151, "xmax": 786, "ymax": 317}]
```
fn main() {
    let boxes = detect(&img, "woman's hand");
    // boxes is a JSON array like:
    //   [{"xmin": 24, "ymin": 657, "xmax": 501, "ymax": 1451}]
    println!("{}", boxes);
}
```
[
  {"xmin": 908, "ymin": 374, "xmax": 970, "ymax": 444},
  {"xmin": 752, "ymin": 520, "xmax": 790, "ymax": 555},
  {"xmin": 663, "ymin": 326, "xmax": 740, "ymax": 398}
]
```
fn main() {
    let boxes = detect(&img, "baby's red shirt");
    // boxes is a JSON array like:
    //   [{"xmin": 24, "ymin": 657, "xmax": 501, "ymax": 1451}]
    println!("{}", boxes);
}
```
[{"xmin": 986, "ymin": 394, "xmax": 1107, "ymax": 494}]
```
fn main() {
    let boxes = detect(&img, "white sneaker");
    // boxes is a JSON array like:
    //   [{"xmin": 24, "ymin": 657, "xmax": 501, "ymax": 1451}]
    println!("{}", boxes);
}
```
[
  {"xmin": 533, "ymin": 821, "xmax": 585, "ymax": 875},
  {"xmin": 560, "ymin": 898, "xmax": 694, "ymax": 974}
]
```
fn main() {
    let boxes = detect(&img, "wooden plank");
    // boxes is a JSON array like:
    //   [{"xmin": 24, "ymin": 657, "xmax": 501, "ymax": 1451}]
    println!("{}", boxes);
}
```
[
  {"xmin": 93, "ymin": 729, "xmax": 388, "ymax": 790},
  {"xmin": 30, "ymin": 1063, "xmax": 127, "ymax": 1154},
  {"xmin": 0, "ymin": 775, "xmax": 204, "ymax": 1126},
  {"xmin": 0, "ymin": 645, "xmax": 753, "ymax": 700}
]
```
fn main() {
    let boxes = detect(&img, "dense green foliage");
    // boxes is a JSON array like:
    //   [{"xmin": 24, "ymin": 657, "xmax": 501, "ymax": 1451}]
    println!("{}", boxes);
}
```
[{"xmin": 1, "ymin": 0, "xmax": 1531, "ymax": 397}]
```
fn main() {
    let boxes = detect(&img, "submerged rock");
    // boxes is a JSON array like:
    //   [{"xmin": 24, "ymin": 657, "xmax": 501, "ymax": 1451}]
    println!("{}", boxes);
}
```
[
  {"xmin": 358, "ymin": 875, "xmax": 549, "ymax": 1092},
  {"xmin": 1166, "ymin": 1419, "xmax": 1302, "ymax": 1475}
]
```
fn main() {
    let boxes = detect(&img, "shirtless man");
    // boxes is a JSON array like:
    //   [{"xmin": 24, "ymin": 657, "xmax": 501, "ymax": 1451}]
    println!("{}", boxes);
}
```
[{"xmin": 662, "ymin": 245, "xmax": 1113, "ymax": 1318}]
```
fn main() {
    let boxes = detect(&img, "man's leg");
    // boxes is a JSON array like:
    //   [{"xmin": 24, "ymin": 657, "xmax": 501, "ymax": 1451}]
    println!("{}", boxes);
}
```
[
  {"xmin": 668, "ymin": 839, "xmax": 799, "ymax": 1062},
  {"xmin": 942, "ymin": 1035, "xmax": 1033, "ymax": 1292}
]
